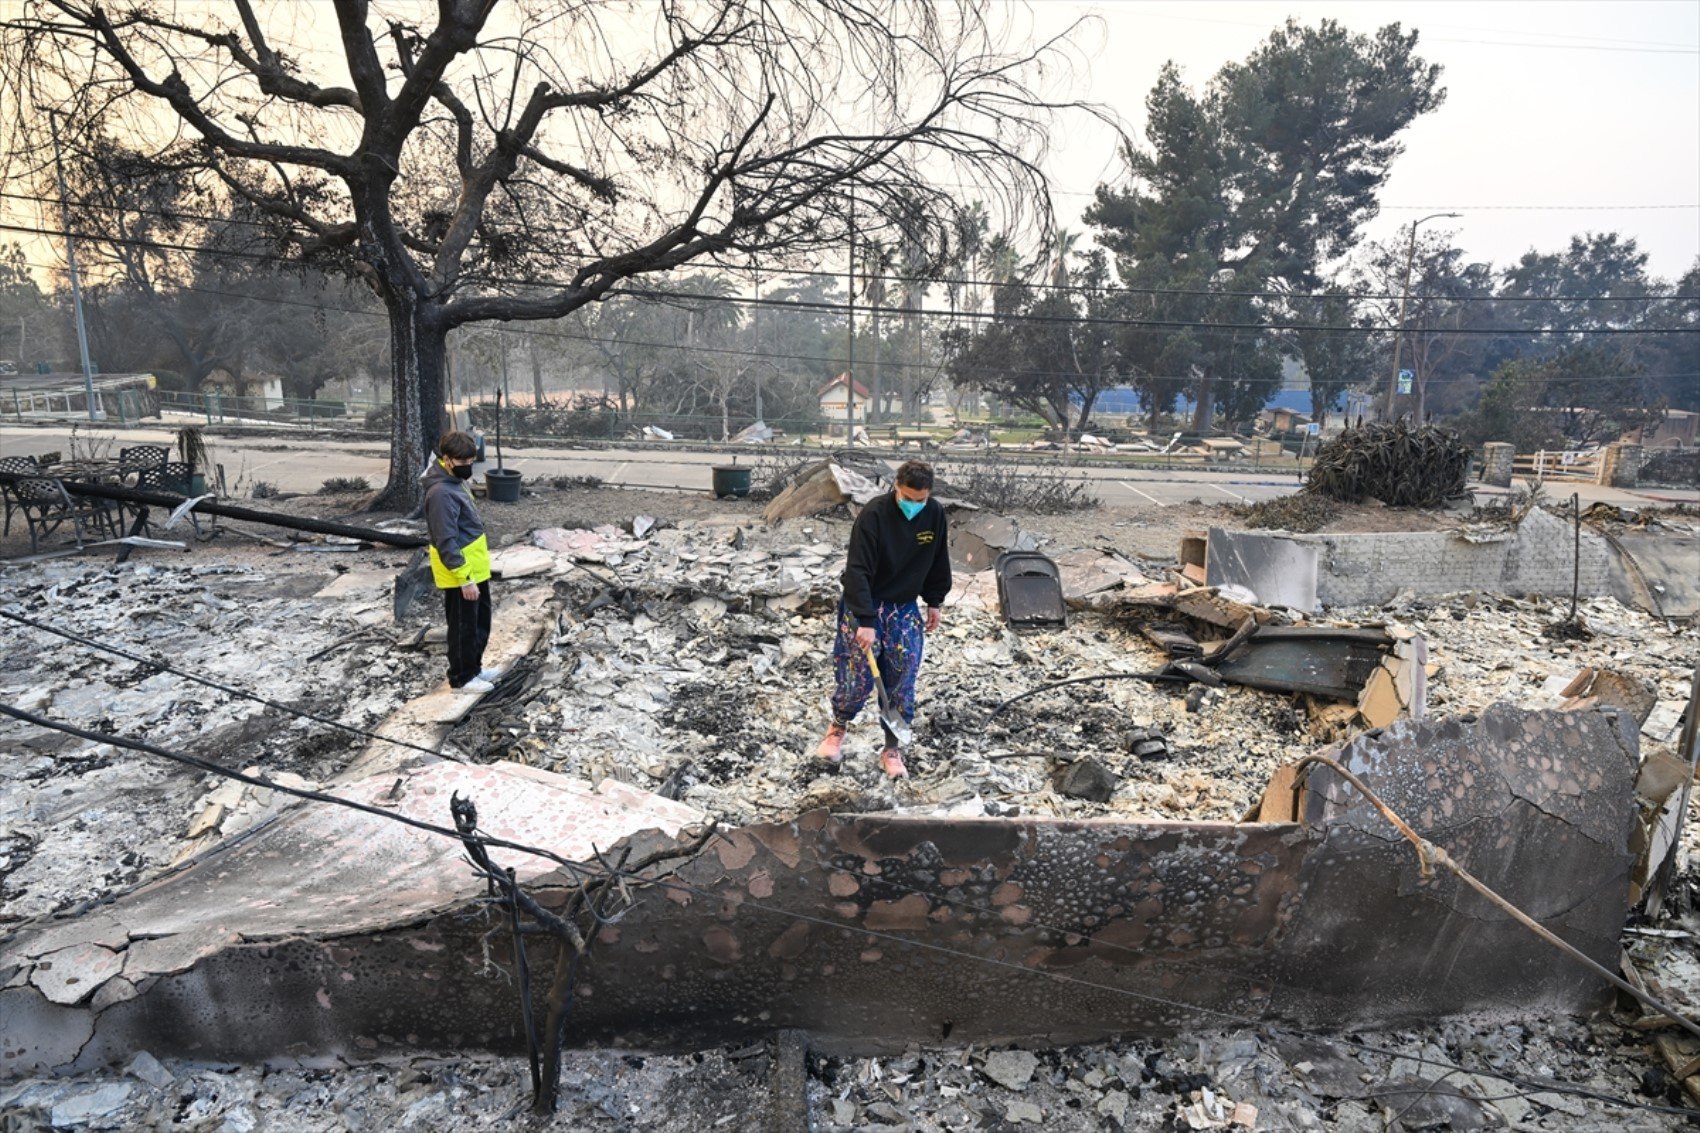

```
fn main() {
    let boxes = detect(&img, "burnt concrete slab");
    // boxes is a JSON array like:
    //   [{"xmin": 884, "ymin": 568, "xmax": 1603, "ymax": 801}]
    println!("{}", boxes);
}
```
[{"xmin": 0, "ymin": 706, "xmax": 1640, "ymax": 1072}]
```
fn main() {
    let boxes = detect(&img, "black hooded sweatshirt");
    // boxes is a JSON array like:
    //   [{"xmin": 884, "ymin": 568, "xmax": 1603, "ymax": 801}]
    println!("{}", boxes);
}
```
[{"xmin": 840, "ymin": 492, "xmax": 952, "ymax": 627}]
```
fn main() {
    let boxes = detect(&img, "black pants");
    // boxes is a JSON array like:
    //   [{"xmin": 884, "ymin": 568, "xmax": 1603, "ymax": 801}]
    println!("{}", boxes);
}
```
[{"xmin": 443, "ymin": 580, "xmax": 492, "ymax": 687}]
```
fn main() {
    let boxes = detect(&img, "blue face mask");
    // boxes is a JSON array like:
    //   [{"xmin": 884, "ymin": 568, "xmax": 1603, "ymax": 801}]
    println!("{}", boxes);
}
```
[{"xmin": 897, "ymin": 496, "xmax": 926, "ymax": 521}]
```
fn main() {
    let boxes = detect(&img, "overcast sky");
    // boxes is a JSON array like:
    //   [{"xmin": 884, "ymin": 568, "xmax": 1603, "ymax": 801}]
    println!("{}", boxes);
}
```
[{"xmin": 1015, "ymin": 0, "xmax": 1700, "ymax": 281}]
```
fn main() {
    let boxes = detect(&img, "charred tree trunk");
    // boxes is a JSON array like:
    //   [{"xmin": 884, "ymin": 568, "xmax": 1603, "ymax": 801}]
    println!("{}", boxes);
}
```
[
  {"xmin": 869, "ymin": 308, "xmax": 884, "ymax": 426},
  {"xmin": 373, "ymin": 287, "xmax": 447, "ymax": 512},
  {"xmin": 1073, "ymin": 388, "xmax": 1099, "ymax": 434},
  {"xmin": 529, "ymin": 336, "xmax": 546, "ymax": 407},
  {"xmin": 1191, "ymin": 368, "xmax": 1216, "ymax": 434}
]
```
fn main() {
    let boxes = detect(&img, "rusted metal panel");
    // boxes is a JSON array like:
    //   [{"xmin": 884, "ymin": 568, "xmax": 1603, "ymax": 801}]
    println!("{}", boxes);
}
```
[{"xmin": 0, "ymin": 707, "xmax": 1639, "ymax": 1072}]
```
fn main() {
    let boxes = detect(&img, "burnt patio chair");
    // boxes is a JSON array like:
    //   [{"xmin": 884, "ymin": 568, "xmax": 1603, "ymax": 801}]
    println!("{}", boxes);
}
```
[
  {"xmin": 119, "ymin": 445, "xmax": 170, "ymax": 472},
  {"xmin": 0, "ymin": 455, "xmax": 40, "ymax": 537},
  {"xmin": 13, "ymin": 476, "xmax": 121, "ymax": 554},
  {"xmin": 134, "ymin": 462, "xmax": 203, "ymax": 536}
]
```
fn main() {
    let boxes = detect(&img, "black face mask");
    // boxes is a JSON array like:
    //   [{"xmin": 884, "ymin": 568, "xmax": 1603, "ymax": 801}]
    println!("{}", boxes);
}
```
[{"xmin": 450, "ymin": 463, "xmax": 474, "ymax": 480}]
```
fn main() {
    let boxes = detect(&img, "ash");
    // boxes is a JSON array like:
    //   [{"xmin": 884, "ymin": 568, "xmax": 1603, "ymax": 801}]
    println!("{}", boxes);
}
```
[{"xmin": 2, "ymin": 495, "xmax": 1696, "ymax": 1131}]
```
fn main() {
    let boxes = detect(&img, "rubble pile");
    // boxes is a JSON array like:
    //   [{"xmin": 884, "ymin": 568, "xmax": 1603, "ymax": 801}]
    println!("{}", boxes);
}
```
[
  {"xmin": 1, "ymin": 498, "xmax": 1697, "ymax": 1130},
  {"xmin": 1, "ymin": 1013, "xmax": 1691, "ymax": 1130},
  {"xmin": 0, "ymin": 558, "xmax": 433, "ymax": 923},
  {"xmin": 437, "ymin": 519, "xmax": 1695, "ymax": 835}
]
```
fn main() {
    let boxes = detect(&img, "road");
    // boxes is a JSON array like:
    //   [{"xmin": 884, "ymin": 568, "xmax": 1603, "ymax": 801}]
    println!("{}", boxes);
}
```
[{"xmin": 4, "ymin": 420, "xmax": 1694, "ymax": 509}]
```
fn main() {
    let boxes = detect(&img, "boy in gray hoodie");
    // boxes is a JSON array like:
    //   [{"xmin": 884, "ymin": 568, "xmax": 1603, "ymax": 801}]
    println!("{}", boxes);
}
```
[{"xmin": 423, "ymin": 431, "xmax": 498, "ymax": 692}]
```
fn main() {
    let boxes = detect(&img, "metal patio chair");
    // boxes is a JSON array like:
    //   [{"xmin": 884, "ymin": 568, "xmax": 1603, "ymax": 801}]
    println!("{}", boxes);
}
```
[
  {"xmin": 14, "ymin": 476, "xmax": 122, "ymax": 554},
  {"xmin": 119, "ymin": 445, "xmax": 170, "ymax": 472},
  {"xmin": 0, "ymin": 455, "xmax": 40, "ymax": 537}
]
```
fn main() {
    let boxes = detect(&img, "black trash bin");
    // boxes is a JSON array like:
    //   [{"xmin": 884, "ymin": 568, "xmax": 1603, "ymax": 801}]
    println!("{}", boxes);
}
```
[
  {"xmin": 712, "ymin": 465, "xmax": 752, "ymax": 498},
  {"xmin": 995, "ymin": 550, "xmax": 1067, "ymax": 628}
]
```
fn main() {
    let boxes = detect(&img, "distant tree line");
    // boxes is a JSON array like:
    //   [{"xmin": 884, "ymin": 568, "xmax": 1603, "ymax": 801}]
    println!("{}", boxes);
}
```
[{"xmin": 5, "ymin": 11, "xmax": 1692, "ymax": 461}]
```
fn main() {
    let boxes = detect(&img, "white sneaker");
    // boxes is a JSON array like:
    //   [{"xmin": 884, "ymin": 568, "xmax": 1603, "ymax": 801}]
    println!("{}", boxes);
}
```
[
  {"xmin": 476, "ymin": 668, "xmax": 503, "ymax": 683},
  {"xmin": 458, "ymin": 677, "xmax": 496, "ymax": 694}
]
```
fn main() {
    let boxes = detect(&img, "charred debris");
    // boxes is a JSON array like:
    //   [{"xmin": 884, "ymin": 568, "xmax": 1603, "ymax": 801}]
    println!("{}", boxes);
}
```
[{"xmin": 1, "ymin": 471, "xmax": 1698, "ymax": 1128}]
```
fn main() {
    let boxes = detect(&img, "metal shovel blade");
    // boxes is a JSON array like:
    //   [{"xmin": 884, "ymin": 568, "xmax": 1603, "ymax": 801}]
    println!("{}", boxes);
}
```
[{"xmin": 863, "ymin": 646, "xmax": 913, "ymax": 746}]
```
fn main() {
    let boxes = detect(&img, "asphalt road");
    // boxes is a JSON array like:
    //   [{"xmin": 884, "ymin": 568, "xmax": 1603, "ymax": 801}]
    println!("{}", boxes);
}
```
[{"xmin": 4, "ymin": 420, "xmax": 1694, "ymax": 509}]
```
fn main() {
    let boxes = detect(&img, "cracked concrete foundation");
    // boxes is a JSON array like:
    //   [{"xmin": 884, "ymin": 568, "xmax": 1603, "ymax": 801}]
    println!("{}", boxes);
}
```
[{"xmin": 0, "ymin": 705, "xmax": 1638, "ymax": 1072}]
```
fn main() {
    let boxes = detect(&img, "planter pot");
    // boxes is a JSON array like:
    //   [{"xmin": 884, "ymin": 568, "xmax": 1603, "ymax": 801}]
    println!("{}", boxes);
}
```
[
  {"xmin": 485, "ymin": 467, "xmax": 523, "ymax": 503},
  {"xmin": 189, "ymin": 472, "xmax": 207, "ymax": 496},
  {"xmin": 711, "ymin": 465, "xmax": 752, "ymax": 499}
]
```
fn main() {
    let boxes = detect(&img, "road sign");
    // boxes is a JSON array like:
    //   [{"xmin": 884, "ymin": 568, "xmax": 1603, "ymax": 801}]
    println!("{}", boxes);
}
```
[
  {"xmin": 1306, "ymin": 422, "xmax": 1321, "ymax": 436},
  {"xmin": 1397, "ymin": 369, "xmax": 1414, "ymax": 395}
]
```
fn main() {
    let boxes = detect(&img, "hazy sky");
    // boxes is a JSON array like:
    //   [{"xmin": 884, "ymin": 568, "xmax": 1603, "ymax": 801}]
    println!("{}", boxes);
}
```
[
  {"xmin": 1016, "ymin": 0, "xmax": 1700, "ymax": 280},
  {"xmin": 6, "ymin": 1, "xmax": 1695, "ymax": 287}
]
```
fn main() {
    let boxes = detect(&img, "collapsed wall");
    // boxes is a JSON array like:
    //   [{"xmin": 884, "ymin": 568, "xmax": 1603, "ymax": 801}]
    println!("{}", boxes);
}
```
[
  {"xmin": 1304, "ymin": 509, "xmax": 1613, "ymax": 608},
  {"xmin": 0, "ymin": 705, "xmax": 1640, "ymax": 1073},
  {"xmin": 1199, "ymin": 507, "xmax": 1699, "ymax": 614}
]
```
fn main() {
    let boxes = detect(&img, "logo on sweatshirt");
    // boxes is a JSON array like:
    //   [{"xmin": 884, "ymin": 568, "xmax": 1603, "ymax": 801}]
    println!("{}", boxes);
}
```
[{"xmin": 916, "ymin": 530, "xmax": 935, "ymax": 545}]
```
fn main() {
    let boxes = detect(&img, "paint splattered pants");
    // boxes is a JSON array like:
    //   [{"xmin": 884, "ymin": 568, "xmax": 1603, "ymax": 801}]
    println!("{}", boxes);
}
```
[{"xmin": 830, "ymin": 599, "xmax": 923, "ymax": 728}]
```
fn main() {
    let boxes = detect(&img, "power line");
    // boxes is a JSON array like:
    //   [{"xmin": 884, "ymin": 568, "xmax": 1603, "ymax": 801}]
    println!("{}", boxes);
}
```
[
  {"xmin": 0, "ymin": 700, "xmax": 1693, "ymax": 1121},
  {"xmin": 615, "ymin": 282, "xmax": 1700, "ymax": 337},
  {"xmin": 4, "ymin": 195, "xmax": 1694, "ymax": 306},
  {"xmin": 31, "ymin": 259, "xmax": 1693, "ymax": 391},
  {"xmin": 1112, "ymin": 5, "xmax": 1700, "ymax": 56},
  {"xmin": 12, "ymin": 254, "xmax": 1693, "ymax": 392},
  {"xmin": 7, "ymin": 219, "xmax": 1694, "ymax": 340},
  {"xmin": 1381, "ymin": 203, "xmax": 1700, "ymax": 212}
]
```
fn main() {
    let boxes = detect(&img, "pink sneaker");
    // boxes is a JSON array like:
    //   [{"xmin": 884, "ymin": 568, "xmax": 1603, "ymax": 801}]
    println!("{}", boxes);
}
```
[
  {"xmin": 879, "ymin": 747, "xmax": 908, "ymax": 780},
  {"xmin": 816, "ymin": 723, "xmax": 848, "ymax": 765}
]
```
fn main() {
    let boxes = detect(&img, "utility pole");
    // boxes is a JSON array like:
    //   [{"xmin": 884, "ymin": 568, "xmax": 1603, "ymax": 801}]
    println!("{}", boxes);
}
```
[
  {"xmin": 846, "ymin": 191, "xmax": 856, "ymax": 441},
  {"xmin": 1386, "ymin": 211, "xmax": 1460, "ymax": 422},
  {"xmin": 43, "ymin": 110, "xmax": 99, "ymax": 420},
  {"xmin": 752, "ymin": 273, "xmax": 765, "ymax": 423}
]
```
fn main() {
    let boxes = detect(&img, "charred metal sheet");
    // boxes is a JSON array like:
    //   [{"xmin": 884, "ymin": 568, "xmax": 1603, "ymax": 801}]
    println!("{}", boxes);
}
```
[
  {"xmin": 1211, "ymin": 626, "xmax": 1394, "ymax": 700},
  {"xmin": 0, "ymin": 707, "xmax": 1638, "ymax": 1071},
  {"xmin": 1204, "ymin": 527, "xmax": 1319, "ymax": 613}
]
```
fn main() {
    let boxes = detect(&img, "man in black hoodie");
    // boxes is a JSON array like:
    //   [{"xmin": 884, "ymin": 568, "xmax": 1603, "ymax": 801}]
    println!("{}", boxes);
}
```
[{"xmin": 817, "ymin": 460, "xmax": 952, "ymax": 778}]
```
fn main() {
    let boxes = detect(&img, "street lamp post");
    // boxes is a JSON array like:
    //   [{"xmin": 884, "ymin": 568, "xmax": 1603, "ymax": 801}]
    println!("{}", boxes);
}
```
[{"xmin": 1386, "ymin": 211, "xmax": 1460, "ymax": 422}]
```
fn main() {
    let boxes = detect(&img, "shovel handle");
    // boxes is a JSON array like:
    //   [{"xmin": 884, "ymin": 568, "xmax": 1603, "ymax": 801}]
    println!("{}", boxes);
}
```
[{"xmin": 862, "ymin": 644, "xmax": 882, "ymax": 681}]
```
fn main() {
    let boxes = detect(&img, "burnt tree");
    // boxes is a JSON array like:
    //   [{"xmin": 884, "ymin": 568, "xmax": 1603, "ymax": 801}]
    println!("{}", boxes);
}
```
[{"xmin": 2, "ymin": 0, "xmax": 1101, "ymax": 507}]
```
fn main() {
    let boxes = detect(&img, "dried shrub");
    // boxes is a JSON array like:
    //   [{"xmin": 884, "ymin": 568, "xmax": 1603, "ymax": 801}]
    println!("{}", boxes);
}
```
[
  {"xmin": 250, "ymin": 481, "xmax": 279, "ymax": 499},
  {"xmin": 934, "ymin": 455, "xmax": 1099, "ymax": 515},
  {"xmin": 550, "ymin": 474, "xmax": 604, "ymax": 490},
  {"xmin": 318, "ymin": 476, "xmax": 371, "ymax": 495},
  {"xmin": 1639, "ymin": 448, "xmax": 1700, "ymax": 488},
  {"xmin": 1230, "ymin": 494, "xmax": 1338, "ymax": 533},
  {"xmin": 470, "ymin": 395, "xmax": 620, "ymax": 439},
  {"xmin": 1304, "ymin": 422, "xmax": 1469, "ymax": 508}
]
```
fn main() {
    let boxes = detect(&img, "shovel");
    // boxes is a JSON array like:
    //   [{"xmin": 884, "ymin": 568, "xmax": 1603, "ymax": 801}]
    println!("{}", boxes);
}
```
[{"xmin": 863, "ymin": 645, "xmax": 912, "ymax": 747}]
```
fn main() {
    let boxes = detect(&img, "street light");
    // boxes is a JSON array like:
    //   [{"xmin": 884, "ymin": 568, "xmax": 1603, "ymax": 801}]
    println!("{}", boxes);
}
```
[{"xmin": 1386, "ymin": 211, "xmax": 1461, "ymax": 421}]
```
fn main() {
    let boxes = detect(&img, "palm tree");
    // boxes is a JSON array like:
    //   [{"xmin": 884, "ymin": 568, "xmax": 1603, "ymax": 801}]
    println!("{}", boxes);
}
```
[
  {"xmin": 1048, "ymin": 228, "xmax": 1079, "ymax": 288},
  {"xmin": 898, "ymin": 222, "xmax": 930, "ymax": 424},
  {"xmin": 946, "ymin": 204, "xmax": 989, "ymax": 417},
  {"xmin": 860, "ymin": 240, "xmax": 894, "ymax": 424}
]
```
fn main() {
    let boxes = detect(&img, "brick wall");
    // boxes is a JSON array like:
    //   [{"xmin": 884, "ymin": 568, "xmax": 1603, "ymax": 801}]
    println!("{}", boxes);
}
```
[{"xmin": 1298, "ymin": 507, "xmax": 1614, "ymax": 608}]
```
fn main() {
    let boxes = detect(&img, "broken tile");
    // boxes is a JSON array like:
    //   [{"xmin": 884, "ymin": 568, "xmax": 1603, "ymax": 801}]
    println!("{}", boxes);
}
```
[{"xmin": 981, "ymin": 1050, "xmax": 1040, "ymax": 1089}]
